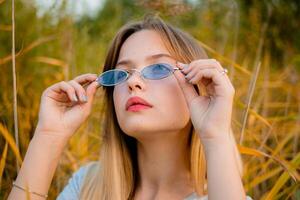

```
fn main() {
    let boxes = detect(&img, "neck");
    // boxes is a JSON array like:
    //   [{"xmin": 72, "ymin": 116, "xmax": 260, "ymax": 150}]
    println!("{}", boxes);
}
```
[{"xmin": 134, "ymin": 123, "xmax": 194, "ymax": 198}]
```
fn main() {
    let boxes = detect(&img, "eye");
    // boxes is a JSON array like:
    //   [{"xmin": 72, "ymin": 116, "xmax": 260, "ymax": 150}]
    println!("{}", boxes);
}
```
[
  {"xmin": 153, "ymin": 64, "xmax": 170, "ymax": 72},
  {"xmin": 143, "ymin": 63, "xmax": 172, "ymax": 79},
  {"xmin": 98, "ymin": 69, "xmax": 128, "ymax": 86}
]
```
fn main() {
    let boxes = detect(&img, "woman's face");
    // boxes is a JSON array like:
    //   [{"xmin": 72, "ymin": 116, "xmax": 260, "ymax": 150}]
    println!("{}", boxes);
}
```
[{"xmin": 113, "ymin": 30, "xmax": 191, "ymax": 139}]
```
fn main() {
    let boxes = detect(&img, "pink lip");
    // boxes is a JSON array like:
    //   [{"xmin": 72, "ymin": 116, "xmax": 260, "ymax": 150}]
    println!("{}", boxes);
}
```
[
  {"xmin": 126, "ymin": 96, "xmax": 153, "ymax": 112},
  {"xmin": 127, "ymin": 104, "xmax": 152, "ymax": 112}
]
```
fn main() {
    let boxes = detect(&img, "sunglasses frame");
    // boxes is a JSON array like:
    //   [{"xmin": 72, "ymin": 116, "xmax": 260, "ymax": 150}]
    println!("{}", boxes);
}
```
[{"xmin": 96, "ymin": 63, "xmax": 180, "ymax": 87}]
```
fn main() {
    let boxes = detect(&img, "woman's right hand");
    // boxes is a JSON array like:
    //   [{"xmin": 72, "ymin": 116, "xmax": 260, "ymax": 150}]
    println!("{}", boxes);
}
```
[{"xmin": 34, "ymin": 73, "xmax": 99, "ymax": 141}]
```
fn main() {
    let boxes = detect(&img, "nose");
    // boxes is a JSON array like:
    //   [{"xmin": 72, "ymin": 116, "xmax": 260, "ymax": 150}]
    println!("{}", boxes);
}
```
[{"xmin": 126, "ymin": 69, "xmax": 146, "ymax": 92}]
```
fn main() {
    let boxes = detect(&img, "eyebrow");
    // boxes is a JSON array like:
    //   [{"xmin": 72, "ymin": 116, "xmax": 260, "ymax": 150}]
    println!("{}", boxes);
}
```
[{"xmin": 116, "ymin": 53, "xmax": 174, "ymax": 66}]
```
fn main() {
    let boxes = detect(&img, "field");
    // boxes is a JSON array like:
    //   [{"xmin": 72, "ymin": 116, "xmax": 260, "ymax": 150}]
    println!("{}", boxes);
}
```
[{"xmin": 0, "ymin": 0, "xmax": 299, "ymax": 199}]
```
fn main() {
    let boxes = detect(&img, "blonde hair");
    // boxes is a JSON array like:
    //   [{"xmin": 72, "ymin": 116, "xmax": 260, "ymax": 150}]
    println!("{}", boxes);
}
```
[{"xmin": 79, "ymin": 14, "xmax": 243, "ymax": 200}]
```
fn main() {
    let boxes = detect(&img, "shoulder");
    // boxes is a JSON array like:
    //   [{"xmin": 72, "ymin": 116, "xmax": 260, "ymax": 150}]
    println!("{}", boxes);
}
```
[{"xmin": 56, "ymin": 161, "xmax": 99, "ymax": 200}]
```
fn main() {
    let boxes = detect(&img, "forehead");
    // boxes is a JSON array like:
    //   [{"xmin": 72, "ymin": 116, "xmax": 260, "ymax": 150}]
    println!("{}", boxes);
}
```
[{"xmin": 118, "ymin": 30, "xmax": 170, "ymax": 62}]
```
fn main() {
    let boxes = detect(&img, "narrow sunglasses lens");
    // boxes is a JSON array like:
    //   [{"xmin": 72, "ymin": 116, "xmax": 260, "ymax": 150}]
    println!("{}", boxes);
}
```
[
  {"xmin": 98, "ymin": 70, "xmax": 128, "ymax": 86},
  {"xmin": 143, "ymin": 63, "xmax": 172, "ymax": 80}
]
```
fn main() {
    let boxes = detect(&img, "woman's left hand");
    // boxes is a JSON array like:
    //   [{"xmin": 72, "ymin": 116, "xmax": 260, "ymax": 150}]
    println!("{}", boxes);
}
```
[{"xmin": 174, "ymin": 59, "xmax": 235, "ymax": 143}]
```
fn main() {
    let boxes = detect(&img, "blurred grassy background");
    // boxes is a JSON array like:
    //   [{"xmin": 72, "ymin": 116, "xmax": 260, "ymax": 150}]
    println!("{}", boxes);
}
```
[{"xmin": 0, "ymin": 0, "xmax": 299, "ymax": 199}]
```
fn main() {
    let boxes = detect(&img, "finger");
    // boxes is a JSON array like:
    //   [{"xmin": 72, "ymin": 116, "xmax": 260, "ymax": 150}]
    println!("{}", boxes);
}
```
[
  {"xmin": 213, "ymin": 59, "xmax": 227, "ymax": 73},
  {"xmin": 49, "ymin": 81, "xmax": 78, "ymax": 102},
  {"xmin": 180, "ymin": 59, "xmax": 231, "ymax": 85},
  {"xmin": 179, "ymin": 60, "xmax": 216, "ymax": 75},
  {"xmin": 68, "ymin": 80, "xmax": 88, "ymax": 102},
  {"xmin": 83, "ymin": 81, "xmax": 99, "ymax": 110},
  {"xmin": 73, "ymin": 73, "xmax": 98, "ymax": 85},
  {"xmin": 173, "ymin": 67, "xmax": 199, "ymax": 106},
  {"xmin": 86, "ymin": 81, "xmax": 99, "ymax": 99},
  {"xmin": 191, "ymin": 59, "xmax": 224, "ymax": 72},
  {"xmin": 184, "ymin": 66, "xmax": 199, "ymax": 80},
  {"xmin": 214, "ymin": 60, "xmax": 231, "ymax": 84},
  {"xmin": 179, "ymin": 64, "xmax": 215, "ymax": 86},
  {"xmin": 187, "ymin": 68, "xmax": 234, "ymax": 97},
  {"xmin": 182, "ymin": 59, "xmax": 225, "ymax": 74},
  {"xmin": 180, "ymin": 63, "xmax": 193, "ymax": 74}
]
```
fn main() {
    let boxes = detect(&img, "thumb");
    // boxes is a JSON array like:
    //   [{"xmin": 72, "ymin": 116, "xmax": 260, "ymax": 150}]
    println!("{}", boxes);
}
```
[
  {"xmin": 85, "ymin": 81, "xmax": 100, "ymax": 105},
  {"xmin": 174, "ymin": 62, "xmax": 198, "ymax": 106}
]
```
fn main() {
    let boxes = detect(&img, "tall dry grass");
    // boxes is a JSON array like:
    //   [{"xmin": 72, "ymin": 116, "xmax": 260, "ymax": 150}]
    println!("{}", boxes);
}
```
[{"xmin": 0, "ymin": 0, "xmax": 299, "ymax": 199}]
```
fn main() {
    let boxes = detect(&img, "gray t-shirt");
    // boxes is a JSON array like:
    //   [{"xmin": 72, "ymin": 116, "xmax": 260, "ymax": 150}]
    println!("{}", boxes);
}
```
[{"xmin": 56, "ymin": 162, "xmax": 253, "ymax": 200}]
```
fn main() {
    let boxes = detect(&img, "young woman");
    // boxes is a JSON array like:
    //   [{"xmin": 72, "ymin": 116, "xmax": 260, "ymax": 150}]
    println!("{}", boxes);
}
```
[{"xmin": 8, "ymin": 15, "xmax": 253, "ymax": 200}]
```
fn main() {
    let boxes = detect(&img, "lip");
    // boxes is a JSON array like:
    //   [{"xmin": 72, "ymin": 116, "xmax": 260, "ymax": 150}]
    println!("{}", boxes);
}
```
[{"xmin": 126, "ymin": 96, "xmax": 153, "ymax": 112}]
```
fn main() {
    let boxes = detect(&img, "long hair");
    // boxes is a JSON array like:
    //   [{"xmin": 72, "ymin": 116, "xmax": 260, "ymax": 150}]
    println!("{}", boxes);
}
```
[{"xmin": 79, "ymin": 14, "xmax": 243, "ymax": 200}]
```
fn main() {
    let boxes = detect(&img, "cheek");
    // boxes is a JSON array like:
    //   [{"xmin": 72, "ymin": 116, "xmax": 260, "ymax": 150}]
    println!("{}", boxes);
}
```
[
  {"xmin": 113, "ymin": 86, "xmax": 125, "ymax": 115},
  {"xmin": 156, "ymin": 77, "xmax": 190, "ymax": 124}
]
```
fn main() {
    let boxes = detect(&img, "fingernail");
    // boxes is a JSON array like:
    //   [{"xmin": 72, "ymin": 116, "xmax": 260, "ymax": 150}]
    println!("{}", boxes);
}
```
[
  {"xmin": 178, "ymin": 62, "xmax": 189, "ymax": 68},
  {"xmin": 82, "ymin": 95, "xmax": 88, "ymax": 102},
  {"xmin": 73, "ymin": 94, "xmax": 78, "ymax": 102},
  {"xmin": 95, "ymin": 80, "xmax": 101, "ymax": 88},
  {"xmin": 177, "ymin": 62, "xmax": 184, "ymax": 68}
]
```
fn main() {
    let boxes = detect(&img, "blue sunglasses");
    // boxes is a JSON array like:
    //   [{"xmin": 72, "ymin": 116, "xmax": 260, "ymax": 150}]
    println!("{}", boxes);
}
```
[{"xmin": 96, "ymin": 63, "xmax": 181, "ymax": 87}]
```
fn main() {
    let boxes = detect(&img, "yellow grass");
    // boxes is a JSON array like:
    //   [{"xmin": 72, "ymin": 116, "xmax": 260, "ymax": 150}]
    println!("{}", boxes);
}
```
[{"xmin": 1, "ymin": 1, "xmax": 299, "ymax": 199}]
